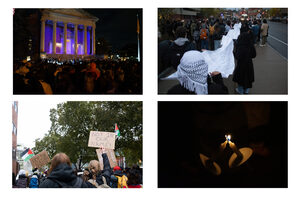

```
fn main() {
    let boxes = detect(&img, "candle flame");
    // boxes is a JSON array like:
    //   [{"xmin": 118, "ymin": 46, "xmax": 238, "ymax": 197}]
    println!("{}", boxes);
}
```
[{"xmin": 225, "ymin": 134, "xmax": 231, "ymax": 142}]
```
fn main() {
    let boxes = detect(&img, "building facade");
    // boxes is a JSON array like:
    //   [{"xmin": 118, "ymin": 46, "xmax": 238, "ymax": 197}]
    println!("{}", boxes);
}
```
[
  {"xmin": 12, "ymin": 102, "xmax": 18, "ymax": 176},
  {"xmin": 40, "ymin": 9, "xmax": 98, "ymax": 60}
]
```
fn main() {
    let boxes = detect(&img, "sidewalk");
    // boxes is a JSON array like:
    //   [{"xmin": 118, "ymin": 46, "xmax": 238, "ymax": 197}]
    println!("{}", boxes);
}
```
[{"xmin": 158, "ymin": 44, "xmax": 288, "ymax": 94}]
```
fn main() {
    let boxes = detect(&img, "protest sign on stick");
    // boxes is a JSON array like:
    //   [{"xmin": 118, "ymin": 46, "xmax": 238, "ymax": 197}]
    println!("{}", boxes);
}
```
[
  {"xmin": 30, "ymin": 150, "xmax": 50, "ymax": 169},
  {"xmin": 88, "ymin": 131, "xmax": 116, "ymax": 149},
  {"xmin": 96, "ymin": 149, "xmax": 118, "ymax": 170}
]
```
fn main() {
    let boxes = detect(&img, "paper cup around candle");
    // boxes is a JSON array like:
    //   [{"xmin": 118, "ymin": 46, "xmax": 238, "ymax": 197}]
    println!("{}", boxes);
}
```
[
  {"xmin": 228, "ymin": 147, "xmax": 253, "ymax": 168},
  {"xmin": 200, "ymin": 153, "xmax": 222, "ymax": 176}
]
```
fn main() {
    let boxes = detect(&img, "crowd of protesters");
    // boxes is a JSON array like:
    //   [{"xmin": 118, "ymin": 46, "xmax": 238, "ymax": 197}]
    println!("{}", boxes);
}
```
[
  {"xmin": 13, "ymin": 148, "xmax": 143, "ymax": 188},
  {"xmin": 14, "ymin": 59, "xmax": 142, "ymax": 94},
  {"xmin": 159, "ymin": 16, "xmax": 268, "ymax": 50},
  {"xmin": 158, "ymin": 16, "xmax": 269, "ymax": 94}
]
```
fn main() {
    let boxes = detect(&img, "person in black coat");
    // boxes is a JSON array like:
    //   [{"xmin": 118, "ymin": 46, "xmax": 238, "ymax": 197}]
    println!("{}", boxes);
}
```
[
  {"xmin": 39, "ymin": 153, "xmax": 95, "ymax": 188},
  {"xmin": 163, "ymin": 26, "xmax": 196, "ymax": 71},
  {"xmin": 94, "ymin": 152, "xmax": 112, "ymax": 187},
  {"xmin": 232, "ymin": 31, "xmax": 256, "ymax": 94}
]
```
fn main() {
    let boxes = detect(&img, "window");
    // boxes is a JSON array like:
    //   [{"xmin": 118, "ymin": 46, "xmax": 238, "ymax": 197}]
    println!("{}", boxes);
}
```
[
  {"xmin": 45, "ymin": 20, "xmax": 53, "ymax": 54},
  {"xmin": 67, "ymin": 23, "xmax": 75, "ymax": 54},
  {"xmin": 56, "ymin": 22, "xmax": 65, "ymax": 54},
  {"xmin": 87, "ymin": 26, "xmax": 93, "ymax": 55},
  {"xmin": 12, "ymin": 148, "xmax": 16, "ymax": 160},
  {"xmin": 77, "ymin": 25, "xmax": 84, "ymax": 55},
  {"xmin": 12, "ymin": 123, "xmax": 17, "ymax": 135},
  {"xmin": 14, "ymin": 102, "xmax": 18, "ymax": 113}
]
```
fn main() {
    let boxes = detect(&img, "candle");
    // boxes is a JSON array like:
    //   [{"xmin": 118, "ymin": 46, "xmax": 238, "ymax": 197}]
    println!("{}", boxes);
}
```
[{"xmin": 225, "ymin": 134, "xmax": 231, "ymax": 142}]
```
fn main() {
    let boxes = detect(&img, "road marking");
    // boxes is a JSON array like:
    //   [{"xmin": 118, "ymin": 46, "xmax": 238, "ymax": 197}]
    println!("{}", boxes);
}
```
[
  {"xmin": 268, "ymin": 34, "xmax": 288, "ymax": 46},
  {"xmin": 266, "ymin": 43, "xmax": 288, "ymax": 61}
]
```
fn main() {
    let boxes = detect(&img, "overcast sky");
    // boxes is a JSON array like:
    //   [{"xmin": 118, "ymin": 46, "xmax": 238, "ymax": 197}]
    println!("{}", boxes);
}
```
[{"xmin": 17, "ymin": 100, "xmax": 65, "ymax": 149}]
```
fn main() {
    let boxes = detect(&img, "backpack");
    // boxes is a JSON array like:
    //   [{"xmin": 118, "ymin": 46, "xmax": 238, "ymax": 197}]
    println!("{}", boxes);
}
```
[
  {"xmin": 116, "ymin": 175, "xmax": 128, "ymax": 188},
  {"xmin": 29, "ymin": 176, "xmax": 39, "ymax": 188},
  {"xmin": 200, "ymin": 29, "xmax": 207, "ymax": 40}
]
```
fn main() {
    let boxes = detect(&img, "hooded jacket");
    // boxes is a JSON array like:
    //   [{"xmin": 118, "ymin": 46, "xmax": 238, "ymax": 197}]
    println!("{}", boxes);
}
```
[
  {"xmin": 39, "ymin": 163, "xmax": 95, "ymax": 188},
  {"xmin": 164, "ymin": 38, "xmax": 196, "ymax": 70},
  {"xmin": 15, "ymin": 174, "xmax": 28, "ymax": 188}
]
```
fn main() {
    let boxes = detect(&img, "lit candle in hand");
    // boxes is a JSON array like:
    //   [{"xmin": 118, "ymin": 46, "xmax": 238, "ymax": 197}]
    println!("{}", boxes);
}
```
[
  {"xmin": 225, "ymin": 134, "xmax": 231, "ymax": 142},
  {"xmin": 220, "ymin": 141, "xmax": 227, "ymax": 150},
  {"xmin": 229, "ymin": 141, "xmax": 236, "ymax": 149}
]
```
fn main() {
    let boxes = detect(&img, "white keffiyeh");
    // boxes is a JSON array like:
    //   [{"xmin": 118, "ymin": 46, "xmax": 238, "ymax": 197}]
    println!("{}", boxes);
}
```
[{"xmin": 176, "ymin": 50, "xmax": 208, "ymax": 94}]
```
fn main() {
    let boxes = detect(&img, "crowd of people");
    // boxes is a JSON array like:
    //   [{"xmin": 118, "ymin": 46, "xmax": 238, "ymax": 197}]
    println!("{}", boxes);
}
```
[
  {"xmin": 14, "ymin": 59, "xmax": 142, "ymax": 94},
  {"xmin": 159, "ymin": 17, "xmax": 268, "ymax": 50},
  {"xmin": 159, "ymin": 16, "xmax": 269, "ymax": 94},
  {"xmin": 13, "ymin": 148, "xmax": 143, "ymax": 188}
]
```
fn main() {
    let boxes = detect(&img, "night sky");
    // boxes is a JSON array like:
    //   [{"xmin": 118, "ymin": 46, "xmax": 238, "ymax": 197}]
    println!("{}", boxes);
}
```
[{"xmin": 85, "ymin": 9, "xmax": 142, "ymax": 51}]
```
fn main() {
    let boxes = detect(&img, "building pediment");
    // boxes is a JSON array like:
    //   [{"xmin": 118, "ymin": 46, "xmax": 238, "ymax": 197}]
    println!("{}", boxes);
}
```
[{"xmin": 42, "ymin": 9, "xmax": 99, "ymax": 23}]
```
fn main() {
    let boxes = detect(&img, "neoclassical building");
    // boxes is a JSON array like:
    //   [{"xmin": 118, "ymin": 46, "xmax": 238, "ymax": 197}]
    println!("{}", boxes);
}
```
[{"xmin": 40, "ymin": 9, "xmax": 98, "ymax": 60}]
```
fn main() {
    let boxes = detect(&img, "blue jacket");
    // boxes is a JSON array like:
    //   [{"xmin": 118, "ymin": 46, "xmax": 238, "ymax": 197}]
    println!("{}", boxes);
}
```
[{"xmin": 252, "ymin": 25, "xmax": 259, "ymax": 36}]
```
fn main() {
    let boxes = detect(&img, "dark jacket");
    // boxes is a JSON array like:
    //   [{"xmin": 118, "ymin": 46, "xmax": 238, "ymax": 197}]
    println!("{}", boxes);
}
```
[
  {"xmin": 158, "ymin": 40, "xmax": 172, "ymax": 74},
  {"xmin": 233, "ymin": 32, "xmax": 256, "ymax": 88},
  {"xmin": 15, "ymin": 175, "xmax": 28, "ymax": 188},
  {"xmin": 164, "ymin": 40, "xmax": 196, "ymax": 70},
  {"xmin": 213, "ymin": 24, "xmax": 224, "ymax": 40},
  {"xmin": 167, "ymin": 74, "xmax": 228, "ymax": 94},
  {"xmin": 39, "ymin": 163, "xmax": 95, "ymax": 188},
  {"xmin": 95, "ymin": 153, "xmax": 112, "ymax": 186}
]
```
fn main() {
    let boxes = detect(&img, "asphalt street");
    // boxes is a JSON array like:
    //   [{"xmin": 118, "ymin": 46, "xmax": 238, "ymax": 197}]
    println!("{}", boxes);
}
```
[{"xmin": 266, "ymin": 20, "xmax": 288, "ymax": 59}]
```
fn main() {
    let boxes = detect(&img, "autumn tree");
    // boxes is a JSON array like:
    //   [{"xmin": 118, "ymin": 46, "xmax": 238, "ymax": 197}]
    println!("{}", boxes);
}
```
[{"xmin": 33, "ymin": 101, "xmax": 142, "ymax": 168}]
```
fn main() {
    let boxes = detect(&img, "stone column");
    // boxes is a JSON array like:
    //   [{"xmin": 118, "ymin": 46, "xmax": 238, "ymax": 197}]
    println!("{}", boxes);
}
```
[
  {"xmin": 93, "ymin": 25, "xmax": 96, "ymax": 55},
  {"xmin": 64, "ymin": 22, "xmax": 67, "ymax": 54},
  {"xmin": 75, "ymin": 24, "xmax": 78, "ymax": 55},
  {"xmin": 84, "ymin": 25, "xmax": 87, "ymax": 55},
  {"xmin": 40, "ymin": 19, "xmax": 46, "ymax": 53},
  {"xmin": 53, "ymin": 20, "xmax": 57, "ymax": 54}
]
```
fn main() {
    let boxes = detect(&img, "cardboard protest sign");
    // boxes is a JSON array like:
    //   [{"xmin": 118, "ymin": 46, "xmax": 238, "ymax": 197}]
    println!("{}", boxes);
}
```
[
  {"xmin": 88, "ymin": 131, "xmax": 115, "ymax": 149},
  {"xmin": 30, "ymin": 150, "xmax": 50, "ymax": 169},
  {"xmin": 96, "ymin": 149, "xmax": 118, "ymax": 170}
]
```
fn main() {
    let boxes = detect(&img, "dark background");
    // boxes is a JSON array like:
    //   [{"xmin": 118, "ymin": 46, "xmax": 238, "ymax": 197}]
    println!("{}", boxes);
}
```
[
  {"xmin": 85, "ymin": 9, "xmax": 142, "ymax": 53},
  {"xmin": 158, "ymin": 102, "xmax": 288, "ymax": 188}
]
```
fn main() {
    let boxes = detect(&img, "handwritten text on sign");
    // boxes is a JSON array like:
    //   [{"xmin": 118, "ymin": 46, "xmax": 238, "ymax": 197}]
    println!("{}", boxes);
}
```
[
  {"xmin": 30, "ymin": 150, "xmax": 50, "ymax": 169},
  {"xmin": 88, "ymin": 131, "xmax": 115, "ymax": 149},
  {"xmin": 96, "ymin": 149, "xmax": 118, "ymax": 170}
]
